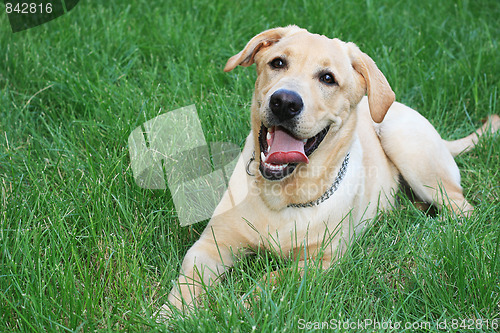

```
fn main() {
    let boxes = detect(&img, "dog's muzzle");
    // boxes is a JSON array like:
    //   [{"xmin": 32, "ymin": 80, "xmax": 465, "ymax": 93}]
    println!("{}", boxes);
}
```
[{"xmin": 256, "ymin": 89, "xmax": 329, "ymax": 181}]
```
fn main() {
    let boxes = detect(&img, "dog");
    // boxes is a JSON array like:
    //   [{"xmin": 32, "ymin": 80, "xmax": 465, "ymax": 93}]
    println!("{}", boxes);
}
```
[{"xmin": 159, "ymin": 25, "xmax": 499, "ymax": 316}]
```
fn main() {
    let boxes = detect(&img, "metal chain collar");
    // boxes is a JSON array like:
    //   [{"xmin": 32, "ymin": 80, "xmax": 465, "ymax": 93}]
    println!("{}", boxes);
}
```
[
  {"xmin": 246, "ymin": 151, "xmax": 350, "ymax": 208},
  {"xmin": 287, "ymin": 152, "xmax": 350, "ymax": 208}
]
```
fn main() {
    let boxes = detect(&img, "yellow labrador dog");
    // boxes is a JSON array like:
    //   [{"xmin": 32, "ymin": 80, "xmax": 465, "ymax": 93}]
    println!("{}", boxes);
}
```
[{"xmin": 160, "ymin": 25, "xmax": 499, "ymax": 316}]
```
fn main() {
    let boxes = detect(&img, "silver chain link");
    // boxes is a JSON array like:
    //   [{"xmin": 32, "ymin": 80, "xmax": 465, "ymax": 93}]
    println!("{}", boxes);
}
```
[{"xmin": 288, "ymin": 152, "xmax": 350, "ymax": 208}]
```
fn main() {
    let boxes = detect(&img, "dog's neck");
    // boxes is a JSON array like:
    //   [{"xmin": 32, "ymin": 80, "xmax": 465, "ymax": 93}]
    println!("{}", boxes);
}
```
[{"xmin": 287, "ymin": 152, "xmax": 350, "ymax": 208}]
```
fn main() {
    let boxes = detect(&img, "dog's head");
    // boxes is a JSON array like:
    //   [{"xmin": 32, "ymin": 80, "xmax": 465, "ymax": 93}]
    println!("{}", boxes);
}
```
[{"xmin": 225, "ymin": 26, "xmax": 395, "ymax": 208}]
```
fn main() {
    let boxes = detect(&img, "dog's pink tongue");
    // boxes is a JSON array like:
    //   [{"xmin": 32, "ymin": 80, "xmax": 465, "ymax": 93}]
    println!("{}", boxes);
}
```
[{"xmin": 266, "ymin": 127, "xmax": 309, "ymax": 164}]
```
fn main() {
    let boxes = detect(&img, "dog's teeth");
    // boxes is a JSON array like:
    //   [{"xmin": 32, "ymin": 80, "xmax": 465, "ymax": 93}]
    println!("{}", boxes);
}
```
[
  {"xmin": 261, "ymin": 152, "xmax": 267, "ymax": 163},
  {"xmin": 267, "ymin": 131, "xmax": 272, "ymax": 141},
  {"xmin": 264, "ymin": 162, "xmax": 288, "ymax": 171}
]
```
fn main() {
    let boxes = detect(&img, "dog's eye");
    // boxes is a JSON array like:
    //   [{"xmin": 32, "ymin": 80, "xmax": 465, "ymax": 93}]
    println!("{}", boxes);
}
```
[
  {"xmin": 319, "ymin": 73, "xmax": 337, "ymax": 86},
  {"xmin": 270, "ymin": 57, "xmax": 286, "ymax": 69}
]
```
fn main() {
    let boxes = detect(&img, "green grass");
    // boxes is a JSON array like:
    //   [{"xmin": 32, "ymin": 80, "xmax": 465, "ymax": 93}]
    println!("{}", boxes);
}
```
[{"xmin": 1, "ymin": 0, "xmax": 499, "ymax": 331}]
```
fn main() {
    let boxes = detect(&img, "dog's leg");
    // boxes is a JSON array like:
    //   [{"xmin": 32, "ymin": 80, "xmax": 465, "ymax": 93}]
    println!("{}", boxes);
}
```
[
  {"xmin": 159, "ymin": 222, "xmax": 250, "ymax": 318},
  {"xmin": 158, "ymin": 134, "xmax": 259, "ymax": 319},
  {"xmin": 165, "ymin": 235, "xmax": 232, "ymax": 311},
  {"xmin": 377, "ymin": 103, "xmax": 476, "ymax": 215}
]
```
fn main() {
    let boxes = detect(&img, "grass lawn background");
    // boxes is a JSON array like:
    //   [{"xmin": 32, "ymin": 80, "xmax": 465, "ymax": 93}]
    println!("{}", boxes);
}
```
[{"xmin": 1, "ymin": 0, "xmax": 499, "ymax": 331}]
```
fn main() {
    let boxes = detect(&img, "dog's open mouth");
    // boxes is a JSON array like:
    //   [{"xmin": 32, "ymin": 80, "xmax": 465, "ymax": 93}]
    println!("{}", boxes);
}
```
[{"xmin": 258, "ymin": 124, "xmax": 330, "ymax": 180}]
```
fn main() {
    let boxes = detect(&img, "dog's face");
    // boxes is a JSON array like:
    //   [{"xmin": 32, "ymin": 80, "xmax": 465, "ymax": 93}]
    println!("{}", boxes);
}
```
[
  {"xmin": 251, "ymin": 31, "xmax": 364, "ymax": 181},
  {"xmin": 225, "ymin": 26, "xmax": 395, "ymax": 207}
]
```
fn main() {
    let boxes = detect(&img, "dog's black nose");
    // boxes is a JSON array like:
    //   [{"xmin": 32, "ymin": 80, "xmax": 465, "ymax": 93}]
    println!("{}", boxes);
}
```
[{"xmin": 269, "ymin": 89, "xmax": 303, "ymax": 121}]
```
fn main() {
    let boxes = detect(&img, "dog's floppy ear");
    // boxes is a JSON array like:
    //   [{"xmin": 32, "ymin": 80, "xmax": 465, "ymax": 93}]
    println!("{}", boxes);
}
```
[
  {"xmin": 349, "ymin": 43, "xmax": 395, "ymax": 123},
  {"xmin": 224, "ymin": 25, "xmax": 303, "ymax": 72}
]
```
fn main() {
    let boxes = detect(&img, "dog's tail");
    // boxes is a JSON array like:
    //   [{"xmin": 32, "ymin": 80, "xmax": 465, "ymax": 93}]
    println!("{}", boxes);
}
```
[{"xmin": 444, "ymin": 115, "xmax": 500, "ymax": 157}]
